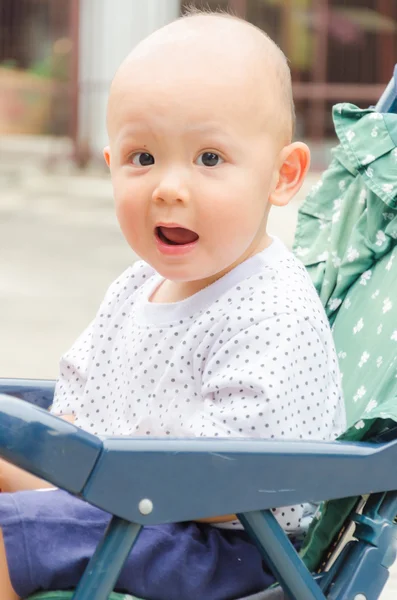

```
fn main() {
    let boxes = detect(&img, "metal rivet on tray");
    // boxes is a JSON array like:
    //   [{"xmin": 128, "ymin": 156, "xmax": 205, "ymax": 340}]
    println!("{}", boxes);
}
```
[{"xmin": 138, "ymin": 498, "xmax": 154, "ymax": 515}]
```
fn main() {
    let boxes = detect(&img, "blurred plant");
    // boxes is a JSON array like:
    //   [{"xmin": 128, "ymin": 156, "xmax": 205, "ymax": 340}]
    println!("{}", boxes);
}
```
[
  {"xmin": 28, "ymin": 38, "xmax": 72, "ymax": 81},
  {"xmin": 0, "ymin": 59, "xmax": 18, "ymax": 70},
  {"xmin": 0, "ymin": 37, "xmax": 72, "ymax": 81},
  {"xmin": 0, "ymin": 37, "xmax": 72, "ymax": 136}
]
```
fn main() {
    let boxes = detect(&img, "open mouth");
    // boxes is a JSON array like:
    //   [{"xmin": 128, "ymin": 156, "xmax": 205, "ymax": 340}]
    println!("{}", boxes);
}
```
[{"xmin": 155, "ymin": 226, "xmax": 199, "ymax": 246}]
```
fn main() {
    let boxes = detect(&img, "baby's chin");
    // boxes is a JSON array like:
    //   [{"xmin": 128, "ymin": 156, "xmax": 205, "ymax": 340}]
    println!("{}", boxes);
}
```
[
  {"xmin": 148, "ymin": 257, "xmax": 227, "ymax": 285},
  {"xmin": 154, "ymin": 265, "xmax": 215, "ymax": 283},
  {"xmin": 134, "ymin": 241, "xmax": 242, "ymax": 285}
]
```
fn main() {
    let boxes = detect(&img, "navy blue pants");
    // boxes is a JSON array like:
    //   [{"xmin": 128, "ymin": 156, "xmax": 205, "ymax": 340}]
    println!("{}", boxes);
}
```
[{"xmin": 0, "ymin": 489, "xmax": 278, "ymax": 600}]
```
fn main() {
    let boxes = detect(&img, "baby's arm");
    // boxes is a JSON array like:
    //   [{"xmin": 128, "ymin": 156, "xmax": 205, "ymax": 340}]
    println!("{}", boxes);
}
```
[
  {"xmin": 50, "ymin": 321, "xmax": 95, "ymax": 420},
  {"xmin": 51, "ymin": 266, "xmax": 136, "ymax": 423},
  {"xmin": 0, "ymin": 459, "xmax": 54, "ymax": 493},
  {"xmin": 196, "ymin": 514, "xmax": 237, "ymax": 523},
  {"xmin": 197, "ymin": 313, "xmax": 341, "ymax": 441}
]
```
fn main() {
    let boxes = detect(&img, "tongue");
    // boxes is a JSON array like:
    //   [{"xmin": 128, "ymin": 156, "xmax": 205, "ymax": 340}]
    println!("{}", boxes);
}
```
[{"xmin": 159, "ymin": 226, "xmax": 198, "ymax": 245}]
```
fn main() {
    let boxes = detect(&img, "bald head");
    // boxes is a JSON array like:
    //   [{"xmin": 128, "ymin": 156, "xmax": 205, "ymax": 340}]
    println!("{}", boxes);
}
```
[
  {"xmin": 107, "ymin": 11, "xmax": 295, "ymax": 144},
  {"xmin": 180, "ymin": 10, "xmax": 295, "ymax": 140}
]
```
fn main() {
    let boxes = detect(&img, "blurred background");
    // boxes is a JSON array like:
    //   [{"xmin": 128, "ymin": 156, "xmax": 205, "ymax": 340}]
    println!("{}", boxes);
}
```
[
  {"xmin": 0, "ymin": 0, "xmax": 396, "ymax": 373},
  {"xmin": 0, "ymin": 3, "xmax": 396, "ymax": 594},
  {"xmin": 1, "ymin": 0, "xmax": 396, "ymax": 160}
]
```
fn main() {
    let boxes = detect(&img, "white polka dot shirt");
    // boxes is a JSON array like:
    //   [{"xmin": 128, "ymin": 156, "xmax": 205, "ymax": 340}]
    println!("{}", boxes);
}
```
[{"xmin": 53, "ymin": 238, "xmax": 345, "ymax": 534}]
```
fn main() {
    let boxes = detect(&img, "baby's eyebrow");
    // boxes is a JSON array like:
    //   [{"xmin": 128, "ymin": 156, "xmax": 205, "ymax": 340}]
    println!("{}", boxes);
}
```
[
  {"xmin": 185, "ymin": 123, "xmax": 232, "ymax": 138},
  {"xmin": 115, "ymin": 123, "xmax": 235, "ymax": 149},
  {"xmin": 116, "ymin": 123, "xmax": 154, "ymax": 141}
]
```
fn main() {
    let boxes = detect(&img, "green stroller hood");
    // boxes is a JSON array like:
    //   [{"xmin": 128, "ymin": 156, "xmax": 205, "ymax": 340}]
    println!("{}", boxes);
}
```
[
  {"xmin": 295, "ymin": 103, "xmax": 397, "ymax": 572},
  {"xmin": 294, "ymin": 102, "xmax": 397, "ymax": 324},
  {"xmin": 294, "ymin": 102, "xmax": 397, "ymax": 434}
]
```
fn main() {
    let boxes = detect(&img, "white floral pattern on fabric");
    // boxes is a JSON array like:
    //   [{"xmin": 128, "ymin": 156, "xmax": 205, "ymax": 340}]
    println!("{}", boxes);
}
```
[
  {"xmin": 293, "ymin": 102, "xmax": 397, "ymax": 433},
  {"xmin": 362, "ymin": 154, "xmax": 375, "ymax": 165},
  {"xmin": 386, "ymin": 254, "xmax": 395, "ymax": 270},
  {"xmin": 294, "ymin": 246, "xmax": 310, "ymax": 257},
  {"xmin": 293, "ymin": 102, "xmax": 397, "ymax": 575},
  {"xmin": 346, "ymin": 130, "xmax": 355, "ymax": 142},
  {"xmin": 317, "ymin": 251, "xmax": 329, "ymax": 262},
  {"xmin": 353, "ymin": 319, "xmax": 364, "ymax": 334},
  {"xmin": 353, "ymin": 386, "xmax": 366, "ymax": 403},
  {"xmin": 359, "ymin": 270, "xmax": 372, "ymax": 285},
  {"xmin": 359, "ymin": 189, "xmax": 367, "ymax": 204},
  {"xmin": 358, "ymin": 352, "xmax": 370, "ymax": 368},
  {"xmin": 364, "ymin": 399, "xmax": 378, "ymax": 413},
  {"xmin": 347, "ymin": 247, "xmax": 359, "ymax": 262},
  {"xmin": 382, "ymin": 298, "xmax": 392, "ymax": 313},
  {"xmin": 328, "ymin": 298, "xmax": 342, "ymax": 311},
  {"xmin": 375, "ymin": 231, "xmax": 387, "ymax": 246}
]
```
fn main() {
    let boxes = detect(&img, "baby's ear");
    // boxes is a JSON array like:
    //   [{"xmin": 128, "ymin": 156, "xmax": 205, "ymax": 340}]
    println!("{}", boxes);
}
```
[
  {"xmin": 103, "ymin": 146, "xmax": 111, "ymax": 168},
  {"xmin": 269, "ymin": 142, "xmax": 310, "ymax": 207}
]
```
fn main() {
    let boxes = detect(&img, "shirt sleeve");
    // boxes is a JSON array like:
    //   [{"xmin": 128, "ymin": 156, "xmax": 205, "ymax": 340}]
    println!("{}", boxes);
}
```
[
  {"xmin": 196, "ymin": 313, "xmax": 341, "ymax": 442},
  {"xmin": 51, "ymin": 264, "xmax": 141, "ymax": 416},
  {"xmin": 193, "ymin": 313, "xmax": 342, "ymax": 535},
  {"xmin": 51, "ymin": 321, "xmax": 95, "ymax": 416}
]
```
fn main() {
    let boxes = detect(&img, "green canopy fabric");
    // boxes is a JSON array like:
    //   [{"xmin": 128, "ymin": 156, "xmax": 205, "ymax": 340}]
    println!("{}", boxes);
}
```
[
  {"xmin": 294, "ymin": 102, "xmax": 397, "ymax": 434},
  {"xmin": 295, "ymin": 103, "xmax": 397, "ymax": 571},
  {"xmin": 294, "ymin": 103, "xmax": 397, "ymax": 325}
]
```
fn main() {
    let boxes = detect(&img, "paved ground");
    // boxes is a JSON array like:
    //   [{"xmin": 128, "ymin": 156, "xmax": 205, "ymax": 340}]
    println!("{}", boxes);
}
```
[{"xmin": 0, "ymin": 150, "xmax": 396, "ymax": 597}]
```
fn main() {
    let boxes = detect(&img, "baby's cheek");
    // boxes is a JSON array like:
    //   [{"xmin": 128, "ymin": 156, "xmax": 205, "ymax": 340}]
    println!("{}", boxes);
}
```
[
  {"xmin": 115, "ymin": 186, "xmax": 143, "ymax": 221},
  {"xmin": 115, "ymin": 202, "xmax": 140, "ymax": 245},
  {"xmin": 218, "ymin": 201, "xmax": 256, "ymax": 234}
]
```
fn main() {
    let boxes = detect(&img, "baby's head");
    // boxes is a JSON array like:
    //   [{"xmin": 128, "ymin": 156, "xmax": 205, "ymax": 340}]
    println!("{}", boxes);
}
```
[{"xmin": 104, "ymin": 10, "xmax": 310, "ymax": 292}]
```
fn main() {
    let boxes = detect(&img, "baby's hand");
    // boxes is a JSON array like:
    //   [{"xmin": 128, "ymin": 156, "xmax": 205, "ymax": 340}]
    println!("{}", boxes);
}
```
[
  {"xmin": 58, "ymin": 414, "xmax": 76, "ymax": 424},
  {"xmin": 195, "ymin": 514, "xmax": 237, "ymax": 523}
]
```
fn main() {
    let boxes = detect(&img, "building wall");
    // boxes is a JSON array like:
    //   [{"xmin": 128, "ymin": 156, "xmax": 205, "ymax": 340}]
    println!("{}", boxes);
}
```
[{"xmin": 78, "ymin": 0, "xmax": 180, "ymax": 156}]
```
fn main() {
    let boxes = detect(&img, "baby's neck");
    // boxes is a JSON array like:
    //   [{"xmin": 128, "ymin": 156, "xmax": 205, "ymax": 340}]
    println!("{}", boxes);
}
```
[{"xmin": 149, "ymin": 278, "xmax": 213, "ymax": 304}]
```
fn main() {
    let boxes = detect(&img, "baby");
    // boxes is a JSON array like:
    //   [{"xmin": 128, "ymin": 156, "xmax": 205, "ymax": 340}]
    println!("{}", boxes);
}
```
[{"xmin": 0, "ymin": 9, "xmax": 345, "ymax": 600}]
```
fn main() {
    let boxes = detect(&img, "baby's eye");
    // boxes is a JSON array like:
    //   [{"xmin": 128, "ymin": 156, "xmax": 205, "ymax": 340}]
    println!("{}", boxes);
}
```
[
  {"xmin": 196, "ymin": 152, "xmax": 223, "ymax": 167},
  {"xmin": 131, "ymin": 152, "xmax": 155, "ymax": 167}
]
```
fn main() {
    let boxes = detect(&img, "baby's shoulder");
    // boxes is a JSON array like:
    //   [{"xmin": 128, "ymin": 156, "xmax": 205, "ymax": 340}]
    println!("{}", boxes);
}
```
[
  {"xmin": 199, "ymin": 255, "xmax": 333, "ymax": 364},
  {"xmin": 215, "ymin": 253, "xmax": 324, "ymax": 328},
  {"xmin": 98, "ymin": 260, "xmax": 155, "ymax": 313}
]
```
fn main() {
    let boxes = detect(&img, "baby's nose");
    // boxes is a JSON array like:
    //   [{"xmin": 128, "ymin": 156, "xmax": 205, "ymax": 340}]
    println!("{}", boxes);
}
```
[{"xmin": 152, "ymin": 170, "xmax": 190, "ymax": 204}]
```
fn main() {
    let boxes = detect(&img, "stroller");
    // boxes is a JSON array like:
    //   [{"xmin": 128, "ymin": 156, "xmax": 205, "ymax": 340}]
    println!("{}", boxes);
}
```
[{"xmin": 0, "ymin": 67, "xmax": 396, "ymax": 600}]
